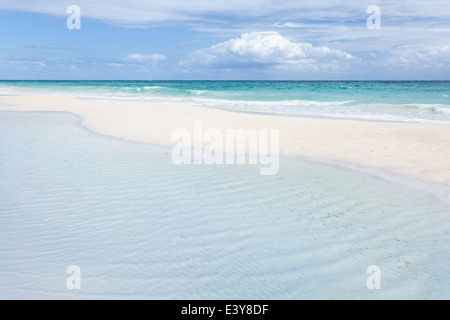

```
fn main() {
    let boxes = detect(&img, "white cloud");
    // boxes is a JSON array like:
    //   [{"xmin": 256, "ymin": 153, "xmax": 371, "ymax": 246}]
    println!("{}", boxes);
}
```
[
  {"xmin": 1, "ymin": 1, "xmax": 449, "ymax": 27},
  {"xmin": 0, "ymin": 0, "xmax": 299, "ymax": 26},
  {"xmin": 274, "ymin": 22, "xmax": 311, "ymax": 29},
  {"xmin": 125, "ymin": 54, "xmax": 167, "ymax": 62},
  {"xmin": 389, "ymin": 45, "xmax": 450, "ymax": 69},
  {"xmin": 181, "ymin": 32, "xmax": 355, "ymax": 72},
  {"xmin": 0, "ymin": 57, "xmax": 47, "ymax": 67}
]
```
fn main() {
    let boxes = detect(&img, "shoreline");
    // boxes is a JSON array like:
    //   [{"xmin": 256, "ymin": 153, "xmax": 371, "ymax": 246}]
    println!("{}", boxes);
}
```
[
  {"xmin": 289, "ymin": 154, "xmax": 450, "ymax": 204},
  {"xmin": 4, "ymin": 91, "xmax": 450, "ymax": 126},
  {"xmin": 1, "ymin": 93, "xmax": 450, "ymax": 191},
  {"xmin": 4, "ymin": 107, "xmax": 450, "ymax": 204}
]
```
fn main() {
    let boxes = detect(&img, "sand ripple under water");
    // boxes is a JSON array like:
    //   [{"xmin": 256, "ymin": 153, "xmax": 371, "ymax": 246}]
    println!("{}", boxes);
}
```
[{"xmin": 0, "ymin": 111, "xmax": 449, "ymax": 299}]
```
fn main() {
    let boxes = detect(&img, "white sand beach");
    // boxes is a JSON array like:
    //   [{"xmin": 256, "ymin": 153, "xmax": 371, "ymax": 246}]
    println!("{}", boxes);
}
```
[{"xmin": 1, "ymin": 93, "xmax": 450, "ymax": 187}]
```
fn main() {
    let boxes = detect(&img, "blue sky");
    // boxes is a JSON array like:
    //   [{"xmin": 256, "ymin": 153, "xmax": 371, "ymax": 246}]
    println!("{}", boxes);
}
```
[{"xmin": 0, "ymin": 0, "xmax": 449, "ymax": 80}]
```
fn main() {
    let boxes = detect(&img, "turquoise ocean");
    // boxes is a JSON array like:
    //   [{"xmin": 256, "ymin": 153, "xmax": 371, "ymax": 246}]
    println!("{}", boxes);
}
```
[{"xmin": 1, "ymin": 80, "xmax": 450, "ymax": 123}]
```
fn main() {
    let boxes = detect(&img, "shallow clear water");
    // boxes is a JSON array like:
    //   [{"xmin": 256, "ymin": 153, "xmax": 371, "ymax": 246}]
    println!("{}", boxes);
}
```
[
  {"xmin": 0, "ymin": 111, "xmax": 449, "ymax": 299},
  {"xmin": 1, "ymin": 80, "xmax": 450, "ymax": 124}
]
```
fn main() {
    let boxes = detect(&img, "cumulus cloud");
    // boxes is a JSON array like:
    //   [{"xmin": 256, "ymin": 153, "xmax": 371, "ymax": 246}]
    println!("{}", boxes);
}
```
[{"xmin": 181, "ymin": 32, "xmax": 355, "ymax": 72}]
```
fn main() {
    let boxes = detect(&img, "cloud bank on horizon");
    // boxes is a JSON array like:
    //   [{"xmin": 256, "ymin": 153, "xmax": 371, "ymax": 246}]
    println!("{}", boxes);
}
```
[{"xmin": 0, "ymin": 0, "xmax": 449, "ymax": 79}]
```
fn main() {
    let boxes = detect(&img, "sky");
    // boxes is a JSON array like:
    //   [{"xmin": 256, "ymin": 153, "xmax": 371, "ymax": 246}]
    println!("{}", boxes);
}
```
[{"xmin": 0, "ymin": 0, "xmax": 449, "ymax": 80}]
